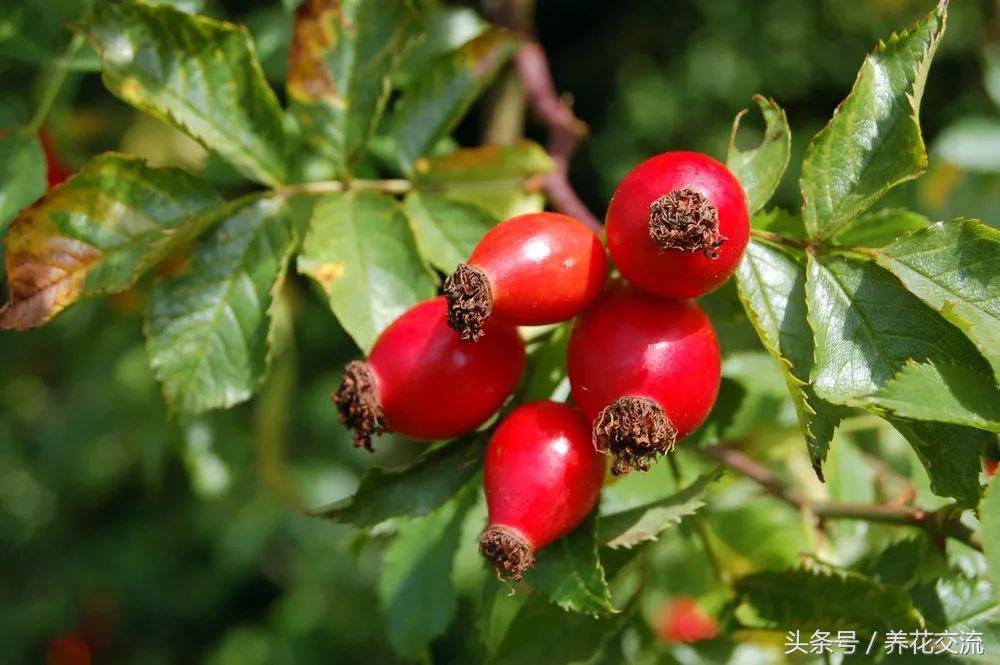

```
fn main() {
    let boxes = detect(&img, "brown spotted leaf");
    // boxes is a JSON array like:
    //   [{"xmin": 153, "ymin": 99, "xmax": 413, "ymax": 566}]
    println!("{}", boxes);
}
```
[
  {"xmin": 288, "ymin": 0, "xmax": 419, "ymax": 174},
  {"xmin": 0, "ymin": 153, "xmax": 222, "ymax": 330}
]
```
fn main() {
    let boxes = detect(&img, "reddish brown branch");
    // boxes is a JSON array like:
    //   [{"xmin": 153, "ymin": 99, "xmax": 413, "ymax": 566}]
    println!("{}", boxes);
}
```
[
  {"xmin": 489, "ymin": 0, "xmax": 601, "ymax": 231},
  {"xmin": 700, "ymin": 444, "xmax": 983, "ymax": 551},
  {"xmin": 515, "ymin": 43, "xmax": 601, "ymax": 232}
]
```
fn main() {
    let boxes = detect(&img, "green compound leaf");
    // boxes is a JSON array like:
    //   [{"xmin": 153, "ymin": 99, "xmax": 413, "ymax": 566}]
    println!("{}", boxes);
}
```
[
  {"xmin": 146, "ymin": 195, "xmax": 295, "ymax": 414},
  {"xmin": 287, "ymin": 0, "xmax": 418, "ymax": 174},
  {"xmin": 600, "ymin": 467, "xmax": 722, "ymax": 550},
  {"xmin": 413, "ymin": 141, "xmax": 552, "ymax": 219},
  {"xmin": 731, "ymin": 567, "xmax": 924, "ymax": 633},
  {"xmin": 389, "ymin": 28, "xmax": 520, "ymax": 173},
  {"xmin": 524, "ymin": 512, "xmax": 615, "ymax": 617},
  {"xmin": 875, "ymin": 219, "xmax": 1000, "ymax": 375},
  {"xmin": 314, "ymin": 436, "xmax": 484, "ymax": 528},
  {"xmin": 886, "ymin": 417, "xmax": 988, "ymax": 507},
  {"xmin": 490, "ymin": 593, "xmax": 632, "ymax": 665},
  {"xmin": 379, "ymin": 483, "xmax": 476, "ymax": 659},
  {"xmin": 981, "ymin": 479, "xmax": 1000, "ymax": 604},
  {"xmin": 800, "ymin": 1, "xmax": 947, "ymax": 240},
  {"xmin": 873, "ymin": 361, "xmax": 1000, "ymax": 432},
  {"xmin": 0, "ymin": 132, "xmax": 46, "ymax": 235},
  {"xmin": 297, "ymin": 191, "xmax": 436, "ymax": 353},
  {"xmin": 735, "ymin": 239, "xmax": 845, "ymax": 476},
  {"xmin": 0, "ymin": 153, "xmax": 222, "ymax": 331},
  {"xmin": 832, "ymin": 207, "xmax": 929, "ymax": 248},
  {"xmin": 403, "ymin": 192, "xmax": 496, "ymax": 273},
  {"xmin": 83, "ymin": 1, "xmax": 287, "ymax": 185},
  {"xmin": 806, "ymin": 253, "xmax": 991, "ymax": 407},
  {"xmin": 726, "ymin": 95, "xmax": 791, "ymax": 214}
]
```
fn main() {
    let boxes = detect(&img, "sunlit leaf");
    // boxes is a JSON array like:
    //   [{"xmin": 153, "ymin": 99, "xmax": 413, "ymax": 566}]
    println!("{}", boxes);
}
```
[
  {"xmin": 600, "ymin": 467, "xmax": 722, "ymax": 549},
  {"xmin": 403, "ymin": 192, "xmax": 495, "ymax": 273},
  {"xmin": 806, "ymin": 253, "xmax": 991, "ymax": 406},
  {"xmin": 735, "ymin": 239, "xmax": 845, "ymax": 476},
  {"xmin": 525, "ymin": 512, "xmax": 615, "ymax": 617},
  {"xmin": 875, "ymin": 219, "xmax": 1000, "ymax": 375},
  {"xmin": 288, "ymin": 0, "xmax": 418, "ymax": 173},
  {"xmin": 873, "ymin": 361, "xmax": 1000, "ymax": 432},
  {"xmin": 0, "ymin": 153, "xmax": 222, "ymax": 330},
  {"xmin": 297, "ymin": 190, "xmax": 436, "ymax": 352},
  {"xmin": 0, "ymin": 132, "xmax": 46, "ymax": 235},
  {"xmin": 727, "ymin": 95, "xmax": 790, "ymax": 214},
  {"xmin": 315, "ymin": 436, "xmax": 484, "ymax": 528},
  {"xmin": 83, "ymin": 2, "xmax": 287, "ymax": 185},
  {"xmin": 413, "ymin": 141, "xmax": 551, "ymax": 219},
  {"xmin": 379, "ymin": 483, "xmax": 476, "ymax": 659},
  {"xmin": 389, "ymin": 28, "xmax": 520, "ymax": 172},
  {"xmin": 800, "ymin": 1, "xmax": 947, "ymax": 239},
  {"xmin": 146, "ymin": 195, "xmax": 294, "ymax": 413}
]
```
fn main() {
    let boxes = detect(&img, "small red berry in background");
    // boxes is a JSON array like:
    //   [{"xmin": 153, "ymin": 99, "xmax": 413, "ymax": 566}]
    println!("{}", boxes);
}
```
[
  {"xmin": 654, "ymin": 596, "xmax": 718, "ymax": 644},
  {"xmin": 333, "ymin": 297, "xmax": 525, "ymax": 450},
  {"xmin": 444, "ymin": 212, "xmax": 608, "ymax": 342},
  {"xmin": 986, "ymin": 458, "xmax": 998, "ymax": 478},
  {"xmin": 39, "ymin": 129, "xmax": 73, "ymax": 188},
  {"xmin": 480, "ymin": 401, "xmax": 605, "ymax": 580},
  {"xmin": 606, "ymin": 151, "xmax": 749, "ymax": 298},
  {"xmin": 45, "ymin": 633, "xmax": 91, "ymax": 665},
  {"xmin": 568, "ymin": 282, "xmax": 721, "ymax": 475}
]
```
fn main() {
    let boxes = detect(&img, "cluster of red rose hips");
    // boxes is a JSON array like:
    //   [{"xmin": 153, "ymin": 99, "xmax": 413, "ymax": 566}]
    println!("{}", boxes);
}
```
[{"xmin": 334, "ymin": 151, "xmax": 750, "ymax": 580}]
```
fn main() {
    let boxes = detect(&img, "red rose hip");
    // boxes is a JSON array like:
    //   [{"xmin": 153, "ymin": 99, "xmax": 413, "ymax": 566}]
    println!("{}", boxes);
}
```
[
  {"xmin": 444, "ymin": 212, "xmax": 608, "ymax": 342},
  {"xmin": 333, "ymin": 297, "xmax": 525, "ymax": 450},
  {"xmin": 567, "ymin": 282, "xmax": 721, "ymax": 474},
  {"xmin": 606, "ymin": 151, "xmax": 749, "ymax": 298},
  {"xmin": 480, "ymin": 401, "xmax": 605, "ymax": 580}
]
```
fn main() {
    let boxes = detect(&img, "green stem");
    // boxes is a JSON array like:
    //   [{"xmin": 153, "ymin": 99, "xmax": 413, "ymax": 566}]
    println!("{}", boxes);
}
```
[
  {"xmin": 28, "ymin": 33, "xmax": 85, "ymax": 133},
  {"xmin": 667, "ymin": 455, "xmax": 728, "ymax": 584},
  {"xmin": 276, "ymin": 178, "xmax": 412, "ymax": 197},
  {"xmin": 749, "ymin": 228, "xmax": 808, "ymax": 250}
]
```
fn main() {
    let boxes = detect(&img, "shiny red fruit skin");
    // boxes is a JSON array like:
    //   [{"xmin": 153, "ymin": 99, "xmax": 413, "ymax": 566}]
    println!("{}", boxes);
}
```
[
  {"xmin": 484, "ymin": 401, "xmax": 605, "ymax": 549},
  {"xmin": 367, "ymin": 297, "xmax": 524, "ymax": 440},
  {"xmin": 567, "ymin": 282, "xmax": 721, "ymax": 439},
  {"xmin": 606, "ymin": 151, "xmax": 749, "ymax": 298},
  {"xmin": 469, "ymin": 212, "xmax": 608, "ymax": 325}
]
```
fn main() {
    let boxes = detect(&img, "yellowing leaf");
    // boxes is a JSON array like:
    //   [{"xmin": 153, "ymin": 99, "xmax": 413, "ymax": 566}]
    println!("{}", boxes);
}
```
[{"xmin": 0, "ymin": 153, "xmax": 222, "ymax": 330}]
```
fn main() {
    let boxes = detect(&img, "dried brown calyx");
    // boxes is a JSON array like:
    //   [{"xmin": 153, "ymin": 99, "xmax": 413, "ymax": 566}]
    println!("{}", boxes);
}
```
[
  {"xmin": 593, "ymin": 396, "xmax": 678, "ymax": 475},
  {"xmin": 443, "ymin": 263, "xmax": 493, "ymax": 342},
  {"xmin": 479, "ymin": 525, "xmax": 535, "ymax": 581},
  {"xmin": 331, "ymin": 360, "xmax": 386, "ymax": 451},
  {"xmin": 648, "ymin": 188, "xmax": 726, "ymax": 258}
]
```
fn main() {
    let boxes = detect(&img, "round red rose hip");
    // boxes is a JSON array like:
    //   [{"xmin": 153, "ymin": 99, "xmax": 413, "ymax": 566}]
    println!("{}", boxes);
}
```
[{"xmin": 606, "ymin": 151, "xmax": 749, "ymax": 298}]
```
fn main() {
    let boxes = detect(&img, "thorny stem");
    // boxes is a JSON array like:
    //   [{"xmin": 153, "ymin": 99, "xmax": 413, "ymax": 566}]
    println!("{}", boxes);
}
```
[
  {"xmin": 28, "ymin": 33, "xmax": 85, "ymax": 133},
  {"xmin": 700, "ymin": 444, "xmax": 984, "ymax": 552}
]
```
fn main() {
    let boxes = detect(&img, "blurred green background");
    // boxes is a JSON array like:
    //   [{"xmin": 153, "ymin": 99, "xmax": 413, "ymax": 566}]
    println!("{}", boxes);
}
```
[{"xmin": 1, "ymin": 0, "xmax": 998, "ymax": 663}]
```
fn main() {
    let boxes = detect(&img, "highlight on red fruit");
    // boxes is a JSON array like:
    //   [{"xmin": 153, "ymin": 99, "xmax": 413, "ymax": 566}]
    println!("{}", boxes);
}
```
[
  {"xmin": 480, "ymin": 401, "xmax": 605, "ymax": 580},
  {"xmin": 45, "ymin": 633, "xmax": 92, "ymax": 665},
  {"xmin": 443, "ymin": 212, "xmax": 608, "ymax": 342},
  {"xmin": 654, "ymin": 596, "xmax": 718, "ymax": 644},
  {"xmin": 606, "ymin": 151, "xmax": 749, "ymax": 298},
  {"xmin": 333, "ymin": 297, "xmax": 525, "ymax": 450},
  {"xmin": 567, "ymin": 282, "xmax": 721, "ymax": 475}
]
